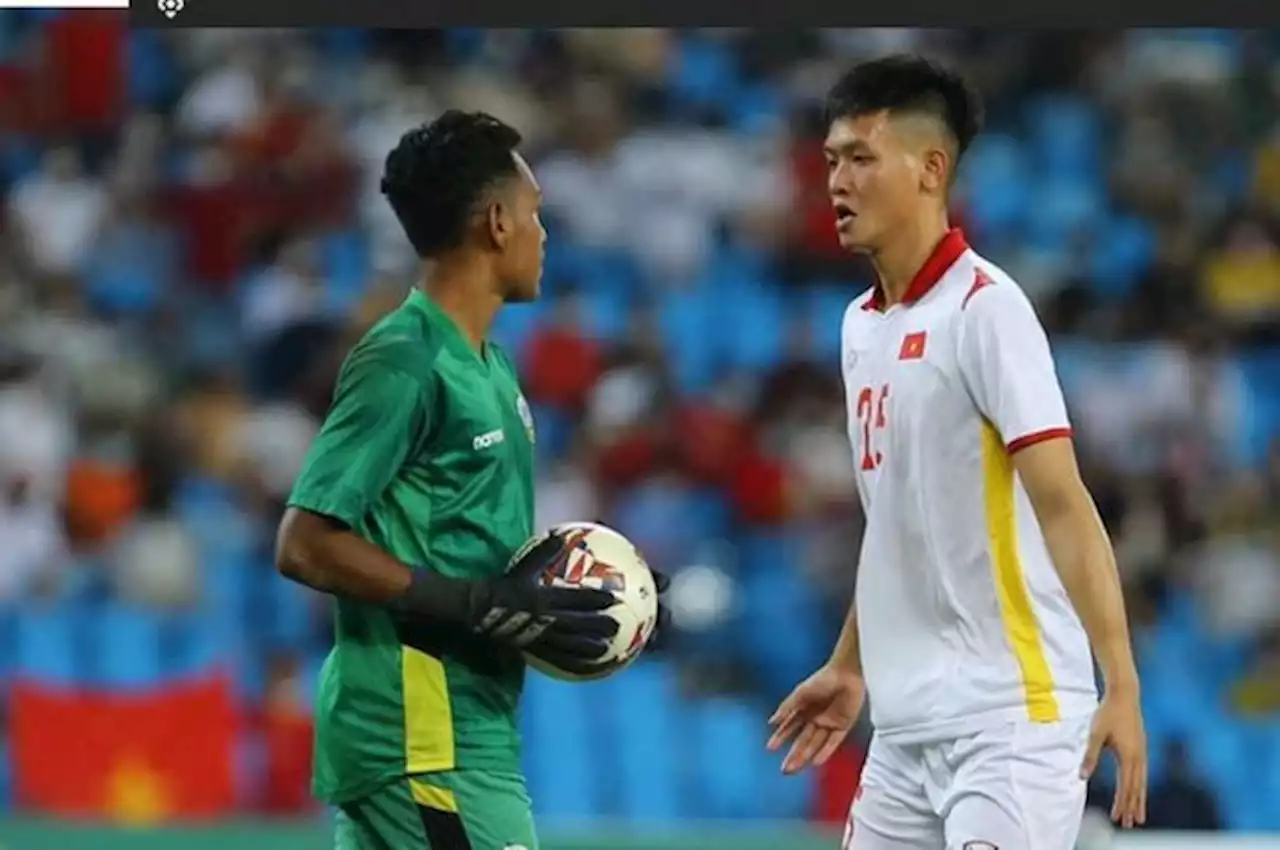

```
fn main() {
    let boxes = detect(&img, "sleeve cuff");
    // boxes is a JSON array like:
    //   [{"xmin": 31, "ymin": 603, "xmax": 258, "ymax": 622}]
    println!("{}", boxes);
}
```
[
  {"xmin": 286, "ymin": 487, "xmax": 367, "ymax": 528},
  {"xmin": 1006, "ymin": 427, "xmax": 1073, "ymax": 455}
]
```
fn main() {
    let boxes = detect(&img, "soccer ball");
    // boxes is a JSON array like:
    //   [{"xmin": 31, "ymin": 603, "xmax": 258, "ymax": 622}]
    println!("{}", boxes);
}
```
[{"xmin": 520, "ymin": 521, "xmax": 659, "ymax": 682}]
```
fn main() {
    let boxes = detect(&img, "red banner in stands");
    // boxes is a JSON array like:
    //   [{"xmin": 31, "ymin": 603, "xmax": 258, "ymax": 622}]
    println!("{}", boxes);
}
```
[{"xmin": 10, "ymin": 675, "xmax": 238, "ymax": 823}]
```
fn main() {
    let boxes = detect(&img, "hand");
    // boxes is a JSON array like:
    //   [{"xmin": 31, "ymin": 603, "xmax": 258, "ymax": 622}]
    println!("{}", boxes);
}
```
[
  {"xmin": 1081, "ymin": 687, "xmax": 1147, "ymax": 829},
  {"xmin": 767, "ymin": 664, "xmax": 866, "ymax": 775},
  {"xmin": 645, "ymin": 568, "xmax": 673, "ymax": 649},
  {"xmin": 468, "ymin": 532, "xmax": 620, "ymax": 676}
]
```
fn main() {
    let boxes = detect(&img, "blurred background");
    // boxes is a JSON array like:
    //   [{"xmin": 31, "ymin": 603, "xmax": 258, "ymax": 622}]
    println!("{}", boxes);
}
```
[{"xmin": 0, "ymin": 19, "xmax": 1278, "ymax": 849}]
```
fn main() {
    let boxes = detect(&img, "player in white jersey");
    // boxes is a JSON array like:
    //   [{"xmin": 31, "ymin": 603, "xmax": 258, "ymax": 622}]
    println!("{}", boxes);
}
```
[{"xmin": 766, "ymin": 56, "xmax": 1148, "ymax": 850}]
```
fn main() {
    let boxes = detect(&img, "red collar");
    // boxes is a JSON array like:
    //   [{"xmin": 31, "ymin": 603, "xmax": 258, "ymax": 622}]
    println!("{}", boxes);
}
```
[{"xmin": 862, "ymin": 228, "xmax": 969, "ymax": 312}]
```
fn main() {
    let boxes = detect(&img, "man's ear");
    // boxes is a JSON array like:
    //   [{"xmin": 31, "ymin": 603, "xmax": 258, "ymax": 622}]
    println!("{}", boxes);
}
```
[{"xmin": 486, "ymin": 199, "xmax": 512, "ymax": 250}]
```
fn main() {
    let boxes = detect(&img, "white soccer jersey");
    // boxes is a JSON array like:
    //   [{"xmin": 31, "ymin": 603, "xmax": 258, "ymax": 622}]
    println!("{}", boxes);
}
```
[{"xmin": 841, "ymin": 229, "xmax": 1097, "ymax": 743}]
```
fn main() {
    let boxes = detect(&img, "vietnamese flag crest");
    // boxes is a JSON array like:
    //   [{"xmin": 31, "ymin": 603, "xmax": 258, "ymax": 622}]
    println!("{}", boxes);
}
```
[{"xmin": 10, "ymin": 675, "xmax": 238, "ymax": 823}]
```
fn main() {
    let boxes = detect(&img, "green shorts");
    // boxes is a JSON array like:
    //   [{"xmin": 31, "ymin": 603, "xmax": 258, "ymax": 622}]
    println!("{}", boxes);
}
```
[{"xmin": 334, "ymin": 770, "xmax": 538, "ymax": 850}]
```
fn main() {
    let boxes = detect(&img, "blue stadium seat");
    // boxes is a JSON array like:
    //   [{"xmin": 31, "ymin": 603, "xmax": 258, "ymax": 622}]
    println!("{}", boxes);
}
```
[
  {"xmin": 687, "ymin": 698, "xmax": 765, "ymax": 819},
  {"xmin": 265, "ymin": 572, "xmax": 317, "ymax": 653},
  {"xmin": 956, "ymin": 133, "xmax": 1030, "ymax": 240},
  {"xmin": 320, "ymin": 229, "xmax": 370, "ymax": 310},
  {"xmin": 90, "ymin": 603, "xmax": 165, "ymax": 690},
  {"xmin": 127, "ymin": 30, "xmax": 180, "ymax": 108},
  {"xmin": 658, "ymin": 285, "xmax": 718, "ymax": 395},
  {"xmin": 805, "ymin": 284, "xmax": 854, "ymax": 363},
  {"xmin": 1021, "ymin": 176, "xmax": 1104, "ymax": 251},
  {"xmin": 718, "ymin": 282, "xmax": 785, "ymax": 374},
  {"xmin": 668, "ymin": 37, "xmax": 739, "ymax": 109},
  {"xmin": 13, "ymin": 602, "xmax": 83, "ymax": 687},
  {"xmin": 728, "ymin": 84, "xmax": 784, "ymax": 136},
  {"xmin": 578, "ymin": 286, "xmax": 630, "ymax": 343},
  {"xmin": 521, "ymin": 673, "xmax": 601, "ymax": 823},
  {"xmin": 490, "ymin": 300, "xmax": 545, "ymax": 359},
  {"xmin": 1024, "ymin": 95, "xmax": 1103, "ymax": 181},
  {"xmin": 607, "ymin": 661, "xmax": 683, "ymax": 823},
  {"xmin": 1087, "ymin": 214, "xmax": 1156, "ymax": 299},
  {"xmin": 162, "ymin": 611, "xmax": 223, "ymax": 680},
  {"xmin": 0, "ymin": 739, "xmax": 10, "ymax": 812}
]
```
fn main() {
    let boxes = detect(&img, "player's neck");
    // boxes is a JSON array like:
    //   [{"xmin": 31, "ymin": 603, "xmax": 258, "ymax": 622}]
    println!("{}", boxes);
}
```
[
  {"xmin": 420, "ymin": 261, "xmax": 502, "ymax": 354},
  {"xmin": 869, "ymin": 210, "xmax": 951, "ymax": 308}
]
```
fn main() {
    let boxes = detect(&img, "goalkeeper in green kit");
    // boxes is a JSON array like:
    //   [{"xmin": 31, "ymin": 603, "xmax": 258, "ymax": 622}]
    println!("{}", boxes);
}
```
[{"xmin": 275, "ymin": 110, "xmax": 664, "ymax": 850}]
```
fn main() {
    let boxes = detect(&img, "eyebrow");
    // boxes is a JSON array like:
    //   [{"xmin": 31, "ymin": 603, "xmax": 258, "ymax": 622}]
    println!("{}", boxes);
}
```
[{"xmin": 823, "ymin": 138, "xmax": 871, "ymax": 157}]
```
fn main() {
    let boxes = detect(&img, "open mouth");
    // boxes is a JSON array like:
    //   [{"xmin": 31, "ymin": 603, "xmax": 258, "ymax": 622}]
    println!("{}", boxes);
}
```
[{"xmin": 833, "ymin": 202, "xmax": 856, "ymax": 225}]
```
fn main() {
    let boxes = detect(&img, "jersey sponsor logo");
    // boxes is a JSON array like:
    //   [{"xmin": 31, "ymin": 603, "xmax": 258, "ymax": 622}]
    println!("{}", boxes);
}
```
[
  {"xmin": 516, "ymin": 394, "xmax": 536, "ymax": 444},
  {"xmin": 898, "ymin": 331, "xmax": 927, "ymax": 361},
  {"xmin": 962, "ymin": 267, "xmax": 996, "ymax": 309},
  {"xmin": 472, "ymin": 428, "xmax": 506, "ymax": 450}
]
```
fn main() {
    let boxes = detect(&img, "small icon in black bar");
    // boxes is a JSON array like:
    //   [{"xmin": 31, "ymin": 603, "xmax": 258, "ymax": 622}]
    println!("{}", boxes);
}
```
[{"xmin": 156, "ymin": 0, "xmax": 184, "ymax": 18}]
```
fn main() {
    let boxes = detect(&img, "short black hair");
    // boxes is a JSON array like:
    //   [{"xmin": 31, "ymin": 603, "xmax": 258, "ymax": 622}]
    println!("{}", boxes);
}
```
[
  {"xmin": 825, "ymin": 55, "xmax": 983, "ymax": 160},
  {"xmin": 380, "ymin": 110, "xmax": 523, "ymax": 258}
]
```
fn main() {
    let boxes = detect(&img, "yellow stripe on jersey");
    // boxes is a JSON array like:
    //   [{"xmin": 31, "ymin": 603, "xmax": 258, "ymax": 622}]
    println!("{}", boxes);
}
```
[
  {"xmin": 402, "ymin": 646, "xmax": 456, "ymax": 773},
  {"xmin": 981, "ymin": 421, "xmax": 1060, "ymax": 723},
  {"xmin": 409, "ymin": 778, "xmax": 459, "ymax": 813}
]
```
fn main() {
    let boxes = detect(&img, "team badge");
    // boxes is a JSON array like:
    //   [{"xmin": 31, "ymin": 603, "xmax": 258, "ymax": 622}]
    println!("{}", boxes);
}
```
[{"xmin": 516, "ymin": 394, "xmax": 536, "ymax": 444}]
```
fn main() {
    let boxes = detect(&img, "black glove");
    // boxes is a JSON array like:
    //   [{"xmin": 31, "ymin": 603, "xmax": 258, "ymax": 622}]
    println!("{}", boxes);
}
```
[
  {"xmin": 646, "ymin": 568, "xmax": 674, "ymax": 651},
  {"xmin": 389, "ymin": 532, "xmax": 620, "ymax": 676}
]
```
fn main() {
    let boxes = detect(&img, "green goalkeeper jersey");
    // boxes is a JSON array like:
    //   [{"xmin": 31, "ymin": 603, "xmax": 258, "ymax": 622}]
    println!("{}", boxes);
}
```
[{"xmin": 287, "ymin": 289, "xmax": 538, "ymax": 804}]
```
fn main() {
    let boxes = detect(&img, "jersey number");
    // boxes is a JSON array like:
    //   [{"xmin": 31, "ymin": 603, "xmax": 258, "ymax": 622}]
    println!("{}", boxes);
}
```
[{"xmin": 856, "ymin": 383, "xmax": 890, "ymax": 470}]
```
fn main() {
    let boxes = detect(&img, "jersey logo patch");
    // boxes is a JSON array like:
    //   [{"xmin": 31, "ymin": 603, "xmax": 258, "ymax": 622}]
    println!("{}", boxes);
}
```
[
  {"xmin": 962, "ymin": 267, "xmax": 996, "ymax": 310},
  {"xmin": 898, "ymin": 331, "xmax": 927, "ymax": 361},
  {"xmin": 516, "ymin": 394, "xmax": 536, "ymax": 444},
  {"xmin": 473, "ymin": 429, "xmax": 505, "ymax": 450}
]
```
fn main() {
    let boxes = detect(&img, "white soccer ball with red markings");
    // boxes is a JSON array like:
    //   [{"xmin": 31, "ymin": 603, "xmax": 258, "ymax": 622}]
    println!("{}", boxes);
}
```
[{"xmin": 521, "ymin": 521, "xmax": 659, "ymax": 682}]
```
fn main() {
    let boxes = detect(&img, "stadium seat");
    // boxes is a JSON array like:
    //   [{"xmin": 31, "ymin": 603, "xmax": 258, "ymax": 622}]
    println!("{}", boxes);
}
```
[
  {"xmin": 718, "ymin": 282, "xmax": 785, "ymax": 374},
  {"xmin": 668, "ymin": 37, "xmax": 739, "ymax": 110},
  {"xmin": 805, "ymin": 283, "xmax": 854, "ymax": 362},
  {"xmin": 320, "ymin": 229, "xmax": 370, "ymax": 310},
  {"xmin": 658, "ymin": 285, "xmax": 719, "ymax": 395},
  {"xmin": 606, "ymin": 661, "xmax": 683, "ymax": 824},
  {"xmin": 687, "ymin": 697, "xmax": 765, "ymax": 819},
  {"xmin": 956, "ymin": 133, "xmax": 1030, "ymax": 240},
  {"xmin": 491, "ymin": 300, "xmax": 544, "ymax": 358},
  {"xmin": 1087, "ymin": 214, "xmax": 1157, "ymax": 298},
  {"xmin": 521, "ymin": 673, "xmax": 601, "ymax": 823},
  {"xmin": 1023, "ymin": 95, "xmax": 1103, "ymax": 181},
  {"xmin": 90, "ymin": 603, "xmax": 165, "ymax": 690},
  {"xmin": 1021, "ymin": 176, "xmax": 1105, "ymax": 251},
  {"xmin": 165, "ymin": 611, "xmax": 223, "ymax": 680},
  {"xmin": 13, "ymin": 602, "xmax": 83, "ymax": 687},
  {"xmin": 577, "ymin": 286, "xmax": 631, "ymax": 342}
]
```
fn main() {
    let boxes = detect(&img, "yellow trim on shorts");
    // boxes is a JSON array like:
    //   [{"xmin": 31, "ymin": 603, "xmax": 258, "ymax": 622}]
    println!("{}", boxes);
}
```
[
  {"xmin": 981, "ymin": 420, "xmax": 1060, "ymax": 723},
  {"xmin": 409, "ymin": 778, "xmax": 459, "ymax": 813},
  {"xmin": 402, "ymin": 647, "xmax": 456, "ymax": 772}
]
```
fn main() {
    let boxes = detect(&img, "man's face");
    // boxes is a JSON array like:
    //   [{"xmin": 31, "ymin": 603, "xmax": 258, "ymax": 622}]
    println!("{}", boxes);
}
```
[
  {"xmin": 824, "ymin": 111, "xmax": 933, "ymax": 254},
  {"xmin": 495, "ymin": 153, "xmax": 546, "ymax": 304}
]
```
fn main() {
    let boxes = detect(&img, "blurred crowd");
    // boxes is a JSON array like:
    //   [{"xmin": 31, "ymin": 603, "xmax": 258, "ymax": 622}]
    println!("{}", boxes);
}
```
[{"xmin": 1, "ymin": 19, "xmax": 1279, "ymax": 830}]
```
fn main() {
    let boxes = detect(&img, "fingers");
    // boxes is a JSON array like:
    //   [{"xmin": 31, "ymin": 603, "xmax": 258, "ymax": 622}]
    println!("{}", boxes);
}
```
[
  {"xmin": 542, "ymin": 586, "xmax": 618, "ymax": 613},
  {"xmin": 535, "ymin": 630, "xmax": 612, "ymax": 661},
  {"xmin": 1112, "ymin": 744, "xmax": 1148, "ymax": 829},
  {"xmin": 766, "ymin": 711, "xmax": 805, "ymax": 752},
  {"xmin": 768, "ymin": 689, "xmax": 801, "ymax": 727},
  {"xmin": 813, "ymin": 723, "xmax": 849, "ymax": 767},
  {"xmin": 547, "ymin": 609, "xmax": 620, "ymax": 639},
  {"xmin": 782, "ymin": 723, "xmax": 831, "ymax": 775}
]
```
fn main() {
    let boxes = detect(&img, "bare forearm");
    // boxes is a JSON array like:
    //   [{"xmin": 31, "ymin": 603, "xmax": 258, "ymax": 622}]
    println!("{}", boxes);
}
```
[
  {"xmin": 275, "ymin": 507, "xmax": 412, "ymax": 603},
  {"xmin": 828, "ymin": 599, "xmax": 864, "ymax": 676},
  {"xmin": 1038, "ymin": 497, "xmax": 1139, "ymax": 694}
]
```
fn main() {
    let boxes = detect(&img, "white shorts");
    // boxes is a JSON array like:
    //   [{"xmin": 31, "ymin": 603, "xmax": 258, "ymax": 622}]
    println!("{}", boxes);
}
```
[{"xmin": 842, "ymin": 714, "xmax": 1093, "ymax": 850}]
